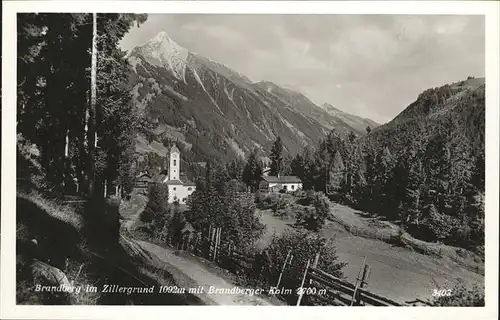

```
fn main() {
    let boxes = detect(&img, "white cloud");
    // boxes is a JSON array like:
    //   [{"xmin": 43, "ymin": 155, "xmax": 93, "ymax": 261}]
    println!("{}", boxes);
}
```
[{"xmin": 120, "ymin": 14, "xmax": 485, "ymax": 123}]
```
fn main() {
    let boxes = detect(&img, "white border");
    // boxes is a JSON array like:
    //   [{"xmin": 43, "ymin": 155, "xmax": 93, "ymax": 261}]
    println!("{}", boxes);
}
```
[{"xmin": 2, "ymin": 2, "xmax": 499, "ymax": 320}]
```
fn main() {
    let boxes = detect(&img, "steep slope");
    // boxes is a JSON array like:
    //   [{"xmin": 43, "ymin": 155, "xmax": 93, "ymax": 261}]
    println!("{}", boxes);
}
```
[
  {"xmin": 365, "ymin": 77, "xmax": 485, "ymax": 159},
  {"xmin": 320, "ymin": 103, "xmax": 380, "ymax": 133},
  {"xmin": 253, "ymin": 81, "xmax": 357, "ymax": 133},
  {"xmin": 127, "ymin": 31, "xmax": 376, "ymax": 169},
  {"xmin": 361, "ymin": 76, "xmax": 485, "ymax": 208}
]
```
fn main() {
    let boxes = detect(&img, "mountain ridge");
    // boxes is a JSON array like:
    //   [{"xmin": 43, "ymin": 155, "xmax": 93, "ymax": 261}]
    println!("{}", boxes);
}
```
[
  {"xmin": 362, "ymin": 77, "xmax": 485, "ymax": 171},
  {"xmin": 127, "ymin": 31, "xmax": 379, "ymax": 170},
  {"xmin": 320, "ymin": 102, "xmax": 381, "ymax": 132}
]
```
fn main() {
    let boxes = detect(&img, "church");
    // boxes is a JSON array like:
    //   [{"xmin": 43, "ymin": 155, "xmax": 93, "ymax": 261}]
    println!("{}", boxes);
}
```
[{"xmin": 156, "ymin": 145, "xmax": 196, "ymax": 204}]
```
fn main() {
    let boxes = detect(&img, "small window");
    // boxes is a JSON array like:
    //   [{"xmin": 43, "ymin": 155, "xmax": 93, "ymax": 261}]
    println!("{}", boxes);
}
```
[
  {"xmin": 173, "ymin": 159, "xmax": 177, "ymax": 166},
  {"xmin": 188, "ymin": 187, "xmax": 192, "ymax": 191},
  {"xmin": 173, "ymin": 187, "xmax": 176, "ymax": 191},
  {"xmin": 291, "ymin": 185, "xmax": 295, "ymax": 190},
  {"xmin": 283, "ymin": 185, "xmax": 287, "ymax": 190}
]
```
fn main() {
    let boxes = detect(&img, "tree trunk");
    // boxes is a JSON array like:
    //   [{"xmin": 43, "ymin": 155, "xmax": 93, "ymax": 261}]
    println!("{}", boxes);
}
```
[{"xmin": 88, "ymin": 13, "xmax": 98, "ymax": 196}]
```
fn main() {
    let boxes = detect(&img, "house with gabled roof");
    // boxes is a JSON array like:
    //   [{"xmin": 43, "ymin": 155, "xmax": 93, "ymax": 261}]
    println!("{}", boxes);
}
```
[
  {"xmin": 259, "ymin": 175, "xmax": 303, "ymax": 193},
  {"xmin": 133, "ymin": 171, "xmax": 152, "ymax": 194}
]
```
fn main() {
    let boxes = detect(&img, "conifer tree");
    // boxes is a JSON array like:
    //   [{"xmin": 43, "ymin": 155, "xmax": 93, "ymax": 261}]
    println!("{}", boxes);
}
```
[
  {"xmin": 269, "ymin": 137, "xmax": 284, "ymax": 176},
  {"xmin": 17, "ymin": 13, "xmax": 148, "ymax": 196},
  {"xmin": 242, "ymin": 148, "xmax": 263, "ymax": 191},
  {"xmin": 291, "ymin": 146, "xmax": 315, "ymax": 190},
  {"xmin": 374, "ymin": 146, "xmax": 395, "ymax": 212},
  {"xmin": 329, "ymin": 150, "xmax": 345, "ymax": 194},
  {"xmin": 141, "ymin": 183, "xmax": 169, "ymax": 223},
  {"xmin": 290, "ymin": 152, "xmax": 304, "ymax": 177},
  {"xmin": 280, "ymin": 155, "xmax": 293, "ymax": 176},
  {"xmin": 226, "ymin": 158, "xmax": 245, "ymax": 181},
  {"xmin": 402, "ymin": 156, "xmax": 425, "ymax": 225}
]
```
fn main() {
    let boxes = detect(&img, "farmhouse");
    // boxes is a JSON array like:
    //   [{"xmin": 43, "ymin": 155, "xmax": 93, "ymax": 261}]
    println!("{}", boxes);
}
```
[
  {"xmin": 259, "ymin": 175, "xmax": 303, "ymax": 193},
  {"xmin": 133, "ymin": 172, "xmax": 152, "ymax": 194}
]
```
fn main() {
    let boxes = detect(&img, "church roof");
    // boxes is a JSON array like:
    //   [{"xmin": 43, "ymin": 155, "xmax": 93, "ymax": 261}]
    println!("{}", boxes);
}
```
[
  {"xmin": 164, "ymin": 179, "xmax": 184, "ymax": 185},
  {"xmin": 170, "ymin": 144, "xmax": 180, "ymax": 154},
  {"xmin": 262, "ymin": 176, "xmax": 302, "ymax": 183},
  {"xmin": 151, "ymin": 173, "xmax": 168, "ymax": 183}
]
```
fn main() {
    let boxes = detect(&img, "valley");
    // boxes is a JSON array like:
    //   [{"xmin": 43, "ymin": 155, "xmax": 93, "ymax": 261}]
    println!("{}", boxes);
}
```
[
  {"xmin": 128, "ymin": 31, "xmax": 380, "ymax": 169},
  {"xmin": 14, "ymin": 13, "xmax": 487, "ymax": 309},
  {"xmin": 257, "ymin": 205, "xmax": 484, "ymax": 303}
]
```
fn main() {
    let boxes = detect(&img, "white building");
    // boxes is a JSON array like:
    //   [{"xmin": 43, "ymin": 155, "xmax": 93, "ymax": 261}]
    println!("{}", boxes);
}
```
[
  {"xmin": 156, "ymin": 145, "xmax": 196, "ymax": 204},
  {"xmin": 259, "ymin": 175, "xmax": 303, "ymax": 193}
]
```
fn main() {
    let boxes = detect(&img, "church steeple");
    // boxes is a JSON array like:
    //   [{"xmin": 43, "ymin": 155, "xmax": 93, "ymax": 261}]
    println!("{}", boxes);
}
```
[{"xmin": 169, "ymin": 144, "xmax": 180, "ymax": 181}]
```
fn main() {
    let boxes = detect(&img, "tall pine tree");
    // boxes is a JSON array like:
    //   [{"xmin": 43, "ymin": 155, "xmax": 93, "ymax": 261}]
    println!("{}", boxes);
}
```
[
  {"xmin": 242, "ymin": 148, "xmax": 263, "ymax": 191},
  {"xmin": 269, "ymin": 137, "xmax": 284, "ymax": 176}
]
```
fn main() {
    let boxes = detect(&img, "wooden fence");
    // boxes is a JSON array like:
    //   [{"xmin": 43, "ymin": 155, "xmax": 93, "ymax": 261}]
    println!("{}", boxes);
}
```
[
  {"xmin": 180, "ymin": 226, "xmax": 409, "ymax": 306},
  {"xmin": 304, "ymin": 266, "xmax": 402, "ymax": 306}
]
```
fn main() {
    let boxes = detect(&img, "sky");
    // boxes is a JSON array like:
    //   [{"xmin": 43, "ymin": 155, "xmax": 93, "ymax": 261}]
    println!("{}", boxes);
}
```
[{"xmin": 120, "ymin": 14, "xmax": 485, "ymax": 124}]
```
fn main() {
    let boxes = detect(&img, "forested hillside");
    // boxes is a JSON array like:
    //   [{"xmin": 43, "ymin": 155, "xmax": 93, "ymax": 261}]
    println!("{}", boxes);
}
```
[
  {"xmin": 15, "ymin": 13, "xmax": 206, "ymax": 306},
  {"xmin": 287, "ymin": 77, "xmax": 485, "ymax": 252},
  {"xmin": 126, "ymin": 31, "xmax": 379, "ymax": 176},
  {"xmin": 17, "ymin": 13, "xmax": 150, "ymax": 196}
]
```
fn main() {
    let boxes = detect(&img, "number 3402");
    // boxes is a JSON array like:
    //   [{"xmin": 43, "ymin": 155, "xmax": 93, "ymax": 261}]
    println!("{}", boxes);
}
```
[{"xmin": 432, "ymin": 289, "xmax": 452, "ymax": 297}]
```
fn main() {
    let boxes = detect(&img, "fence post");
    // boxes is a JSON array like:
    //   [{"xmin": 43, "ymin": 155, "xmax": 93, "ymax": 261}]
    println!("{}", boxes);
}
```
[
  {"xmin": 215, "ymin": 228, "xmax": 221, "ymax": 262},
  {"xmin": 350, "ymin": 256, "xmax": 367, "ymax": 306},
  {"xmin": 357, "ymin": 264, "xmax": 371, "ymax": 305},
  {"xmin": 361, "ymin": 264, "xmax": 371, "ymax": 288},
  {"xmin": 309, "ymin": 252, "xmax": 320, "ymax": 286},
  {"xmin": 276, "ymin": 249, "xmax": 292, "ymax": 289},
  {"xmin": 313, "ymin": 252, "xmax": 320, "ymax": 268},
  {"xmin": 219, "ymin": 228, "xmax": 222, "ymax": 262},
  {"xmin": 210, "ymin": 226, "xmax": 216, "ymax": 259},
  {"xmin": 213, "ymin": 227, "xmax": 217, "ymax": 261},
  {"xmin": 296, "ymin": 259, "xmax": 311, "ymax": 306},
  {"xmin": 217, "ymin": 228, "xmax": 221, "ymax": 261},
  {"xmin": 213, "ymin": 227, "xmax": 221, "ymax": 262}
]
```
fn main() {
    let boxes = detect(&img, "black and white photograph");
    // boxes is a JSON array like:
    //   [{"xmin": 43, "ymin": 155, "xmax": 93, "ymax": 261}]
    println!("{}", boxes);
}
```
[{"xmin": 2, "ymin": 1, "xmax": 499, "ymax": 319}]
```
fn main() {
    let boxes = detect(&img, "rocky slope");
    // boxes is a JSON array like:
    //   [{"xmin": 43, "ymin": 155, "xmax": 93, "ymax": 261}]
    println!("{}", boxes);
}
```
[
  {"xmin": 320, "ymin": 103, "xmax": 380, "ymax": 133},
  {"xmin": 128, "ymin": 31, "xmax": 378, "ymax": 166}
]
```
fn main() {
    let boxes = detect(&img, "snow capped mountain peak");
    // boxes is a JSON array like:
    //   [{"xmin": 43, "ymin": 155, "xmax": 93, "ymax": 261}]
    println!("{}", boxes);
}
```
[
  {"xmin": 152, "ymin": 31, "xmax": 170, "ymax": 42},
  {"xmin": 132, "ymin": 31, "xmax": 189, "ymax": 82}
]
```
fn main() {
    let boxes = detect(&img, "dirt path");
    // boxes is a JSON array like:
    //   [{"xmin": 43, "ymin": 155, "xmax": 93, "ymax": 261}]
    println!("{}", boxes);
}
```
[{"xmin": 135, "ymin": 240, "xmax": 276, "ymax": 306}]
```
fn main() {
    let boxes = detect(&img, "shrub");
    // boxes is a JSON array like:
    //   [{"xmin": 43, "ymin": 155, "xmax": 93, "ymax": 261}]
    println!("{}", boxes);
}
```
[
  {"xmin": 389, "ymin": 228, "xmax": 408, "ymax": 247},
  {"xmin": 419, "ymin": 205, "xmax": 462, "ymax": 242},
  {"xmin": 256, "ymin": 192, "xmax": 280, "ymax": 210},
  {"xmin": 291, "ymin": 189, "xmax": 306, "ymax": 199},
  {"xmin": 140, "ymin": 183, "xmax": 169, "ymax": 223},
  {"xmin": 189, "ymin": 179, "xmax": 265, "ymax": 251},
  {"xmin": 295, "ymin": 192, "xmax": 330, "ymax": 231},
  {"xmin": 254, "ymin": 190, "xmax": 265, "ymax": 204},
  {"xmin": 261, "ymin": 230, "xmax": 346, "ymax": 304},
  {"xmin": 296, "ymin": 190, "xmax": 316, "ymax": 206},
  {"xmin": 273, "ymin": 209, "xmax": 289, "ymax": 219},
  {"xmin": 273, "ymin": 204, "xmax": 304, "ymax": 220}
]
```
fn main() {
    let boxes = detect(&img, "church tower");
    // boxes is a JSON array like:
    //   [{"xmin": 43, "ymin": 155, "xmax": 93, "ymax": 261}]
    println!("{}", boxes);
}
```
[{"xmin": 169, "ymin": 145, "xmax": 180, "ymax": 181}]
